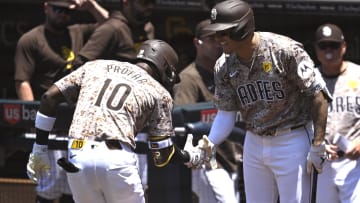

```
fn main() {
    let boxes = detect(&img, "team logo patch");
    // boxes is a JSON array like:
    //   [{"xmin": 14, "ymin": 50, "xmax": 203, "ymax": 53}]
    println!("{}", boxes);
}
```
[
  {"xmin": 321, "ymin": 26, "xmax": 333, "ymax": 37},
  {"xmin": 297, "ymin": 61, "xmax": 313, "ymax": 79},
  {"xmin": 347, "ymin": 79, "xmax": 358, "ymax": 91},
  {"xmin": 262, "ymin": 62, "xmax": 272, "ymax": 73},
  {"xmin": 211, "ymin": 8, "xmax": 217, "ymax": 21}
]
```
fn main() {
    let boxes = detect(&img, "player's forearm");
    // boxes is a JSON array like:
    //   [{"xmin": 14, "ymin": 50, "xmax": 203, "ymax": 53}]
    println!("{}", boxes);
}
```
[
  {"xmin": 15, "ymin": 81, "xmax": 34, "ymax": 101},
  {"xmin": 208, "ymin": 110, "xmax": 237, "ymax": 145},
  {"xmin": 35, "ymin": 86, "xmax": 66, "ymax": 144},
  {"xmin": 87, "ymin": 0, "xmax": 109, "ymax": 23},
  {"xmin": 148, "ymin": 136, "xmax": 190, "ymax": 167},
  {"xmin": 311, "ymin": 92, "xmax": 328, "ymax": 146}
]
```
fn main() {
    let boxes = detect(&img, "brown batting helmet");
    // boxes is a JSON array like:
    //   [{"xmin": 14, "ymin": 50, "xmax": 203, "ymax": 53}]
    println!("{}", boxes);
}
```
[
  {"xmin": 206, "ymin": 0, "xmax": 255, "ymax": 41},
  {"xmin": 136, "ymin": 39, "xmax": 179, "ymax": 90}
]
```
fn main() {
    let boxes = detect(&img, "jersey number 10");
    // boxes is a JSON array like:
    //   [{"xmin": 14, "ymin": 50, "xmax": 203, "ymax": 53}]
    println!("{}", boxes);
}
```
[{"xmin": 94, "ymin": 78, "xmax": 131, "ymax": 111}]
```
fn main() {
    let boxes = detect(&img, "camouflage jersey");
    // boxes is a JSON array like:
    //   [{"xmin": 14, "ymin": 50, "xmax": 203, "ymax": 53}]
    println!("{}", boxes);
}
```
[
  {"xmin": 322, "ymin": 62, "xmax": 360, "ymax": 142},
  {"xmin": 214, "ymin": 32, "xmax": 326, "ymax": 135},
  {"xmin": 55, "ymin": 60, "xmax": 175, "ymax": 149}
]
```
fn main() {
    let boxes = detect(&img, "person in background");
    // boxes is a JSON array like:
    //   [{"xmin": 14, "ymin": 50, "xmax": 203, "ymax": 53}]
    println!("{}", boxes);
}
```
[
  {"xmin": 173, "ymin": 19, "xmax": 239, "ymax": 203},
  {"xmin": 14, "ymin": 0, "xmax": 108, "ymax": 202},
  {"xmin": 72, "ymin": 0, "xmax": 156, "ymax": 67},
  {"xmin": 169, "ymin": 32, "xmax": 196, "ymax": 74},
  {"xmin": 195, "ymin": 0, "xmax": 331, "ymax": 202},
  {"xmin": 314, "ymin": 23, "xmax": 360, "ymax": 203}
]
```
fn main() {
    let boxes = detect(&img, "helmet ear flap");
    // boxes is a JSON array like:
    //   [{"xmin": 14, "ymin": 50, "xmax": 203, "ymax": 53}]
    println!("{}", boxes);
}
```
[
  {"xmin": 229, "ymin": 8, "xmax": 255, "ymax": 41},
  {"xmin": 230, "ymin": 24, "xmax": 246, "ymax": 41}
]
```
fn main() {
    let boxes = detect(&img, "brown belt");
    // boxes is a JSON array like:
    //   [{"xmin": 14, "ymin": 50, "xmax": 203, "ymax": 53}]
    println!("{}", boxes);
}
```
[
  {"xmin": 105, "ymin": 140, "xmax": 123, "ymax": 150},
  {"xmin": 263, "ymin": 124, "xmax": 306, "ymax": 136}
]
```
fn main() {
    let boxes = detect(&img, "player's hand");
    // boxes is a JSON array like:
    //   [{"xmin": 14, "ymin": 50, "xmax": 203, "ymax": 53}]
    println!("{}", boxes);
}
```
[
  {"xmin": 27, "ymin": 143, "xmax": 51, "ymax": 182},
  {"xmin": 325, "ymin": 144, "xmax": 339, "ymax": 160},
  {"xmin": 198, "ymin": 135, "xmax": 217, "ymax": 170},
  {"xmin": 345, "ymin": 139, "xmax": 360, "ymax": 160},
  {"xmin": 71, "ymin": 0, "xmax": 95, "ymax": 10},
  {"xmin": 183, "ymin": 134, "xmax": 205, "ymax": 169},
  {"xmin": 306, "ymin": 141, "xmax": 327, "ymax": 174}
]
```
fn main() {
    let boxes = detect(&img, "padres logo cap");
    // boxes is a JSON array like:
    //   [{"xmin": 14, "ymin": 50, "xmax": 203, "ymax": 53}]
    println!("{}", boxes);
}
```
[{"xmin": 315, "ymin": 23, "xmax": 344, "ymax": 43}]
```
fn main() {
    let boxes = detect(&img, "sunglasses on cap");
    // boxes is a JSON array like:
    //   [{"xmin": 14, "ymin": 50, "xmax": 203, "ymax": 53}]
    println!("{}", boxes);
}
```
[
  {"xmin": 51, "ymin": 5, "xmax": 73, "ymax": 14},
  {"xmin": 317, "ymin": 42, "xmax": 341, "ymax": 50}
]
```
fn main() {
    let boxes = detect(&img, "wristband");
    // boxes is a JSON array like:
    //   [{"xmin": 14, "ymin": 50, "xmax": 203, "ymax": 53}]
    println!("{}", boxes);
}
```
[
  {"xmin": 35, "ymin": 112, "xmax": 56, "ymax": 131},
  {"xmin": 148, "ymin": 137, "xmax": 173, "ymax": 149}
]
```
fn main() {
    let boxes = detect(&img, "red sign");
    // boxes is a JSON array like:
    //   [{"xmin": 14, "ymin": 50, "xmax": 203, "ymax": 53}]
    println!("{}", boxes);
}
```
[
  {"xmin": 200, "ymin": 109, "xmax": 217, "ymax": 123},
  {"xmin": 3, "ymin": 104, "xmax": 21, "ymax": 125}
]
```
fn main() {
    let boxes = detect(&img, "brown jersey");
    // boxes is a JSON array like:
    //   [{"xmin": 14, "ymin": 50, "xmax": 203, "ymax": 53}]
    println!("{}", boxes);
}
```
[
  {"xmin": 14, "ymin": 24, "xmax": 96, "ymax": 99},
  {"xmin": 76, "ymin": 11, "xmax": 137, "ymax": 63},
  {"xmin": 174, "ymin": 62, "xmax": 215, "ymax": 105},
  {"xmin": 214, "ymin": 32, "xmax": 325, "ymax": 135},
  {"xmin": 55, "ymin": 60, "xmax": 175, "ymax": 149},
  {"xmin": 322, "ymin": 62, "xmax": 360, "ymax": 142}
]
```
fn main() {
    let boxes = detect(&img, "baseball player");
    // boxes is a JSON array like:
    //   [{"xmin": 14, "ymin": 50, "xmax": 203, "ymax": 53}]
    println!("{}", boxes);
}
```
[
  {"xmin": 26, "ymin": 39, "xmax": 212, "ymax": 203},
  {"xmin": 198, "ymin": 0, "xmax": 332, "ymax": 202},
  {"xmin": 314, "ymin": 23, "xmax": 360, "ymax": 203},
  {"xmin": 14, "ymin": 0, "xmax": 108, "ymax": 202},
  {"xmin": 174, "ymin": 19, "xmax": 239, "ymax": 203}
]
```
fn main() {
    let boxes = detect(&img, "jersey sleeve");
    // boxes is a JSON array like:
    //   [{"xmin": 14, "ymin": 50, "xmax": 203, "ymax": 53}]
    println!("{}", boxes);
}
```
[
  {"xmin": 214, "ymin": 54, "xmax": 241, "ymax": 111},
  {"xmin": 147, "ymin": 94, "xmax": 175, "ymax": 138},
  {"xmin": 286, "ymin": 42, "xmax": 326, "ymax": 97},
  {"xmin": 54, "ymin": 61, "xmax": 93, "ymax": 105},
  {"xmin": 14, "ymin": 33, "xmax": 36, "ymax": 81},
  {"xmin": 78, "ymin": 23, "xmax": 117, "ymax": 61}
]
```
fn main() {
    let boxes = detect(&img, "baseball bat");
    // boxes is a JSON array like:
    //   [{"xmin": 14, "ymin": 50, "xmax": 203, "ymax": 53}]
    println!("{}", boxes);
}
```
[{"xmin": 311, "ymin": 167, "xmax": 318, "ymax": 203}]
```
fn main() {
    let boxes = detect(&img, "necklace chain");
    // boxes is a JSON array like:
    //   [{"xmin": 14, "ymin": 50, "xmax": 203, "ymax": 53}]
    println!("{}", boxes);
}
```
[{"xmin": 249, "ymin": 33, "xmax": 260, "ymax": 71}]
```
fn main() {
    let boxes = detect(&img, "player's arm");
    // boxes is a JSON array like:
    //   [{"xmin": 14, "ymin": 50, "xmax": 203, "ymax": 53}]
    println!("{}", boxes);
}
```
[
  {"xmin": 15, "ymin": 80, "xmax": 34, "ymax": 101},
  {"xmin": 35, "ymin": 85, "xmax": 66, "ymax": 144},
  {"xmin": 208, "ymin": 110, "xmax": 237, "ymax": 145},
  {"xmin": 310, "ymin": 91, "xmax": 328, "ymax": 146},
  {"xmin": 306, "ymin": 68, "xmax": 331, "ymax": 173},
  {"xmin": 148, "ymin": 135, "xmax": 188, "ymax": 167},
  {"xmin": 27, "ymin": 85, "xmax": 66, "ymax": 182},
  {"xmin": 72, "ymin": 0, "xmax": 109, "ymax": 23},
  {"xmin": 147, "ymin": 110, "xmax": 237, "ymax": 168}
]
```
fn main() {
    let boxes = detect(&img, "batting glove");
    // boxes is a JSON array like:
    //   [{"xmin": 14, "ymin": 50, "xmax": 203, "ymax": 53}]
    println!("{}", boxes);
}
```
[
  {"xmin": 183, "ymin": 134, "xmax": 205, "ymax": 169},
  {"xmin": 306, "ymin": 141, "xmax": 327, "ymax": 174},
  {"xmin": 27, "ymin": 143, "xmax": 51, "ymax": 182},
  {"xmin": 198, "ymin": 135, "xmax": 217, "ymax": 170}
]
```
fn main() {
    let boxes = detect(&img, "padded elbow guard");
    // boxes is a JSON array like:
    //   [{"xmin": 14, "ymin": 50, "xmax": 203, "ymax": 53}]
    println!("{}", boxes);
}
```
[
  {"xmin": 148, "ymin": 136, "xmax": 190, "ymax": 167},
  {"xmin": 148, "ymin": 137, "xmax": 175, "ymax": 167}
]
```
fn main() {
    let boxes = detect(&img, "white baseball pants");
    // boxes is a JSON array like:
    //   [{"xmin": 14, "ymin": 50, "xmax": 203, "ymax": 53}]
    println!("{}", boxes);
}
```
[
  {"xmin": 66, "ymin": 140, "xmax": 144, "ymax": 203},
  {"xmin": 36, "ymin": 149, "xmax": 72, "ymax": 199},
  {"xmin": 317, "ymin": 157, "xmax": 360, "ymax": 203},
  {"xmin": 243, "ymin": 126, "xmax": 313, "ymax": 203},
  {"xmin": 192, "ymin": 167, "xmax": 238, "ymax": 203}
]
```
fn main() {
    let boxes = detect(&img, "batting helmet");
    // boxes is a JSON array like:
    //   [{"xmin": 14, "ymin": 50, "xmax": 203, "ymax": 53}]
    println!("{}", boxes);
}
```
[
  {"xmin": 206, "ymin": 0, "xmax": 255, "ymax": 41},
  {"xmin": 136, "ymin": 39, "xmax": 179, "ymax": 90}
]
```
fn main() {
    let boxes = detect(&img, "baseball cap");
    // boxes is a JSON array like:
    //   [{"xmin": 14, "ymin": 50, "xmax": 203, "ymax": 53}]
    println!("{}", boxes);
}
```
[
  {"xmin": 205, "ymin": 0, "xmax": 253, "ymax": 32},
  {"xmin": 315, "ymin": 24, "xmax": 344, "ymax": 43},
  {"xmin": 46, "ymin": 0, "xmax": 76, "ymax": 9},
  {"xmin": 195, "ymin": 19, "xmax": 215, "ymax": 38}
]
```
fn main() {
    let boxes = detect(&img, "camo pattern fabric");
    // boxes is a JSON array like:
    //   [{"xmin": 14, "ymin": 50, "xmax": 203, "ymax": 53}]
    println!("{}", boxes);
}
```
[
  {"xmin": 55, "ymin": 59, "xmax": 175, "ymax": 148},
  {"xmin": 322, "ymin": 62, "xmax": 360, "ymax": 142},
  {"xmin": 214, "ymin": 32, "xmax": 326, "ymax": 135}
]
